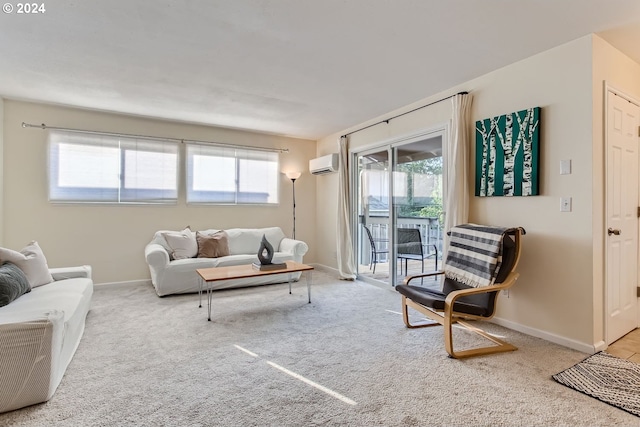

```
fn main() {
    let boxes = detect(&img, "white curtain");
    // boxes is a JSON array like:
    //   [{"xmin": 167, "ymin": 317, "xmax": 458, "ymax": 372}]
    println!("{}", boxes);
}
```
[
  {"xmin": 336, "ymin": 136, "xmax": 357, "ymax": 279},
  {"xmin": 444, "ymin": 93, "xmax": 472, "ymax": 249}
]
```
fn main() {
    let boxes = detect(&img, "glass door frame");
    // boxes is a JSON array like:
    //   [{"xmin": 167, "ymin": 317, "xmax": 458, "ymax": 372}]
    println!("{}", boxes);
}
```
[
  {"xmin": 353, "ymin": 145, "xmax": 397, "ymax": 284},
  {"xmin": 350, "ymin": 125, "xmax": 449, "ymax": 287}
]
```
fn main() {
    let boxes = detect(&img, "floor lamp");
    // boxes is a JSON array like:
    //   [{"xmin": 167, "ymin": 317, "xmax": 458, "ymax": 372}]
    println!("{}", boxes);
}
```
[{"xmin": 286, "ymin": 172, "xmax": 302, "ymax": 239}]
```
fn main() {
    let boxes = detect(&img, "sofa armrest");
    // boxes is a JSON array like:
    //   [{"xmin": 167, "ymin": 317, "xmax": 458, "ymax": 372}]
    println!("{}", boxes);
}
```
[
  {"xmin": 50, "ymin": 265, "xmax": 92, "ymax": 281},
  {"xmin": 0, "ymin": 310, "xmax": 63, "ymax": 412},
  {"xmin": 145, "ymin": 243, "xmax": 170, "ymax": 269},
  {"xmin": 279, "ymin": 238, "xmax": 309, "ymax": 259}
]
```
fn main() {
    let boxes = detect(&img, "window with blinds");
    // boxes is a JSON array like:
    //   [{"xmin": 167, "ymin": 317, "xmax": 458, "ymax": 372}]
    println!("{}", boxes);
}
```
[
  {"xmin": 48, "ymin": 130, "xmax": 179, "ymax": 204},
  {"xmin": 186, "ymin": 143, "xmax": 279, "ymax": 204}
]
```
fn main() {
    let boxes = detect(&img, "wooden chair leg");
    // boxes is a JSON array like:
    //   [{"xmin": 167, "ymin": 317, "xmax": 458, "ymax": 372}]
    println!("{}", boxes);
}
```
[
  {"xmin": 444, "ymin": 310, "xmax": 455, "ymax": 356},
  {"xmin": 401, "ymin": 296, "xmax": 440, "ymax": 329},
  {"xmin": 402, "ymin": 296, "xmax": 517, "ymax": 358},
  {"xmin": 445, "ymin": 318, "xmax": 518, "ymax": 359}
]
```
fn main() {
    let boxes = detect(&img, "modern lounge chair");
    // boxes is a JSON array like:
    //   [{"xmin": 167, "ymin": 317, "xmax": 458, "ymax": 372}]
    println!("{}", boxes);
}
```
[
  {"xmin": 395, "ymin": 224, "xmax": 525, "ymax": 359},
  {"xmin": 363, "ymin": 225, "xmax": 388, "ymax": 274}
]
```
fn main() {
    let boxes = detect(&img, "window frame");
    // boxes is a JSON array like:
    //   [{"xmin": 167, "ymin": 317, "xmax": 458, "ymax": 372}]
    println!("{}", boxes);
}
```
[
  {"xmin": 185, "ymin": 142, "xmax": 280, "ymax": 205},
  {"xmin": 48, "ymin": 130, "xmax": 179, "ymax": 205}
]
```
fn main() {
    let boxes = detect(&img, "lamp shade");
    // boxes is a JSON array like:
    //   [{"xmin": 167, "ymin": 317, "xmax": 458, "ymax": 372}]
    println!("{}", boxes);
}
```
[{"xmin": 286, "ymin": 171, "xmax": 302, "ymax": 180}]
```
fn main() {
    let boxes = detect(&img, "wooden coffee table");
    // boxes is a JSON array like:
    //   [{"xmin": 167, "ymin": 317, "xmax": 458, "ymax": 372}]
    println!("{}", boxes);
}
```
[{"xmin": 196, "ymin": 261, "xmax": 314, "ymax": 321}]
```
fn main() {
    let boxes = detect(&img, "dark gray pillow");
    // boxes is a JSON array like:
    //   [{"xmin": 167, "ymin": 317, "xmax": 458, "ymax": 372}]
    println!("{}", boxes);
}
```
[{"xmin": 0, "ymin": 262, "xmax": 31, "ymax": 308}]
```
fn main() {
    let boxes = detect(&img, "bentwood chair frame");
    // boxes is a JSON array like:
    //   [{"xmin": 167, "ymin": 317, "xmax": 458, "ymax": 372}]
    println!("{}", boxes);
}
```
[{"xmin": 396, "ymin": 227, "xmax": 525, "ymax": 359}]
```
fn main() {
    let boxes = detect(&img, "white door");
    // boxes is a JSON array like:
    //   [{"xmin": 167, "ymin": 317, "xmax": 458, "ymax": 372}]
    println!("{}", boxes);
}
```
[{"xmin": 606, "ymin": 90, "xmax": 640, "ymax": 344}]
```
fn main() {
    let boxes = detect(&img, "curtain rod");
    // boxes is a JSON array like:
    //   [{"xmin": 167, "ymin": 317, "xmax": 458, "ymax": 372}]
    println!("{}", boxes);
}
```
[
  {"xmin": 341, "ymin": 91, "xmax": 468, "ymax": 138},
  {"xmin": 21, "ymin": 122, "xmax": 290, "ymax": 153}
]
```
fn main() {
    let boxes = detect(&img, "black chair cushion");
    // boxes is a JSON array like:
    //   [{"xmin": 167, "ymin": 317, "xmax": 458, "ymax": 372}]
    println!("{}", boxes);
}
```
[
  {"xmin": 396, "ymin": 283, "xmax": 494, "ymax": 317},
  {"xmin": 396, "ymin": 232, "xmax": 517, "ymax": 318},
  {"xmin": 495, "ymin": 234, "xmax": 516, "ymax": 284}
]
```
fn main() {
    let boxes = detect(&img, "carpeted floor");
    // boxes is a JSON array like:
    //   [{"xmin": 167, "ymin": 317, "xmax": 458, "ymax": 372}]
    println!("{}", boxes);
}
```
[{"xmin": 1, "ymin": 269, "xmax": 638, "ymax": 426}]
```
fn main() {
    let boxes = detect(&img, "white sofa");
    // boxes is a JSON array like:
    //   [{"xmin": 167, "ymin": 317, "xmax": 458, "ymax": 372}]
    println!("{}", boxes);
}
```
[
  {"xmin": 145, "ymin": 227, "xmax": 309, "ymax": 297},
  {"xmin": 0, "ymin": 265, "xmax": 93, "ymax": 413}
]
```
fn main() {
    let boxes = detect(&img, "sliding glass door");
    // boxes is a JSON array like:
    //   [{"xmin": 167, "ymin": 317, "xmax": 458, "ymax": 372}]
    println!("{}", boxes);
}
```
[
  {"xmin": 392, "ymin": 137, "xmax": 443, "ymax": 285},
  {"xmin": 356, "ymin": 148, "xmax": 391, "ymax": 280},
  {"xmin": 355, "ymin": 133, "xmax": 444, "ymax": 286}
]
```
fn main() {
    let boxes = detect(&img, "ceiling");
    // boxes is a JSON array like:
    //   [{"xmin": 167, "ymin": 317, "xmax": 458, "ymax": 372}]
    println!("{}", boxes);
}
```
[{"xmin": 1, "ymin": 1, "xmax": 639, "ymax": 140}]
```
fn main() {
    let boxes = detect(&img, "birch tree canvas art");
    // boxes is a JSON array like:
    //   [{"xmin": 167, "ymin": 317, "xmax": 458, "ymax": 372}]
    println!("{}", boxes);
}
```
[{"xmin": 475, "ymin": 107, "xmax": 540, "ymax": 197}]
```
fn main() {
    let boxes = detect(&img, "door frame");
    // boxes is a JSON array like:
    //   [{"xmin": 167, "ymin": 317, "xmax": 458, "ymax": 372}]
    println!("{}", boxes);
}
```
[
  {"xmin": 350, "ymin": 124, "xmax": 449, "ymax": 287},
  {"xmin": 604, "ymin": 82, "xmax": 640, "ymax": 345},
  {"xmin": 353, "ymin": 145, "xmax": 394, "ymax": 284}
]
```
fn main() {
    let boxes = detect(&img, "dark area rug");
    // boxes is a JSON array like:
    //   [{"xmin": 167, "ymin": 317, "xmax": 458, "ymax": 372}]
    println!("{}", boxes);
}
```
[{"xmin": 553, "ymin": 351, "xmax": 640, "ymax": 417}]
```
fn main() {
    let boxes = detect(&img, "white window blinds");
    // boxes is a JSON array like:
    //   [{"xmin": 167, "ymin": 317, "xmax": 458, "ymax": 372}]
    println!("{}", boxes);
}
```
[
  {"xmin": 186, "ymin": 143, "xmax": 279, "ymax": 204},
  {"xmin": 48, "ymin": 130, "xmax": 178, "ymax": 203}
]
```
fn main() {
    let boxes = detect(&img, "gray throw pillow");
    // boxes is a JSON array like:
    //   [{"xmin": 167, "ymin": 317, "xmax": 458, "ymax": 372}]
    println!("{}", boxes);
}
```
[{"xmin": 0, "ymin": 262, "xmax": 31, "ymax": 308}]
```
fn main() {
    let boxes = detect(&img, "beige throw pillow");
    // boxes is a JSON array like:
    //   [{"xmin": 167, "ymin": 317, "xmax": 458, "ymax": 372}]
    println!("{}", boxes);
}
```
[
  {"xmin": 163, "ymin": 227, "xmax": 198, "ymax": 260},
  {"xmin": 0, "ymin": 241, "xmax": 53, "ymax": 288},
  {"xmin": 196, "ymin": 231, "xmax": 230, "ymax": 258}
]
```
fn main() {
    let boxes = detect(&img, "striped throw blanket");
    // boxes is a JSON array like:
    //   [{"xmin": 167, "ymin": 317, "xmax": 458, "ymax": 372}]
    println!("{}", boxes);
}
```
[{"xmin": 444, "ymin": 224, "xmax": 510, "ymax": 288}]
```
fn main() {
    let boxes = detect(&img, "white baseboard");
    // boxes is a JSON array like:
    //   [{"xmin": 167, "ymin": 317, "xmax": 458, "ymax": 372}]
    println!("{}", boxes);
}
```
[
  {"xmin": 95, "ymin": 266, "xmax": 342, "ymax": 289},
  {"xmin": 94, "ymin": 279, "xmax": 152, "ymax": 288},
  {"xmin": 491, "ymin": 316, "xmax": 599, "ymax": 354},
  {"xmin": 308, "ymin": 263, "xmax": 341, "ymax": 276},
  {"xmin": 593, "ymin": 340, "xmax": 607, "ymax": 352},
  {"xmin": 310, "ymin": 263, "xmax": 364, "ymax": 282}
]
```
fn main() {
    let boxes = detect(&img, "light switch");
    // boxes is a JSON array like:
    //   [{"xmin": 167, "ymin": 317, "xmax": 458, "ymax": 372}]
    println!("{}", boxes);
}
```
[
  {"xmin": 560, "ymin": 197, "xmax": 572, "ymax": 212},
  {"xmin": 560, "ymin": 160, "xmax": 572, "ymax": 175}
]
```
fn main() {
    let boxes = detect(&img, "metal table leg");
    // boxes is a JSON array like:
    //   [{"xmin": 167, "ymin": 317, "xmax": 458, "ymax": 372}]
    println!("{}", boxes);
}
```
[
  {"xmin": 288, "ymin": 271, "xmax": 311, "ymax": 303},
  {"xmin": 199, "ymin": 276, "xmax": 202, "ymax": 308},
  {"xmin": 207, "ymin": 280, "xmax": 213, "ymax": 321}
]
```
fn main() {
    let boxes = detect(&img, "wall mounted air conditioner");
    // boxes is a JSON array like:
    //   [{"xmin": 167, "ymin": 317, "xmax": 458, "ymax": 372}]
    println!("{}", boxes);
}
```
[{"xmin": 309, "ymin": 153, "xmax": 339, "ymax": 175}]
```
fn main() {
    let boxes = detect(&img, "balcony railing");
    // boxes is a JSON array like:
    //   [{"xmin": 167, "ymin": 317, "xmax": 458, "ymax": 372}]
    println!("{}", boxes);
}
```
[{"xmin": 359, "ymin": 215, "xmax": 442, "ymax": 265}]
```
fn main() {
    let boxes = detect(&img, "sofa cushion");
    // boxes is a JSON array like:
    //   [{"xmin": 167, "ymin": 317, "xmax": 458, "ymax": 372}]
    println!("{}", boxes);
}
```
[
  {"xmin": 0, "ymin": 241, "xmax": 53, "ymax": 288},
  {"xmin": 226, "ymin": 227, "xmax": 286, "ymax": 256},
  {"xmin": 36, "ymin": 277, "xmax": 94, "ymax": 302},
  {"xmin": 197, "ymin": 231, "xmax": 230, "ymax": 258},
  {"xmin": 3, "ymin": 277, "xmax": 93, "ymax": 325},
  {"xmin": 0, "ymin": 262, "xmax": 31, "ymax": 307},
  {"xmin": 215, "ymin": 252, "xmax": 294, "ymax": 268},
  {"xmin": 215, "ymin": 254, "xmax": 259, "ymax": 268},
  {"xmin": 163, "ymin": 227, "xmax": 198, "ymax": 260},
  {"xmin": 150, "ymin": 230, "xmax": 175, "ymax": 256}
]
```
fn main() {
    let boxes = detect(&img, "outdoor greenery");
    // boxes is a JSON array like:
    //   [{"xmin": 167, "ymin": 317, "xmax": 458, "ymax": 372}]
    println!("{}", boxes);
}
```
[{"xmin": 396, "ymin": 157, "xmax": 443, "ymax": 221}]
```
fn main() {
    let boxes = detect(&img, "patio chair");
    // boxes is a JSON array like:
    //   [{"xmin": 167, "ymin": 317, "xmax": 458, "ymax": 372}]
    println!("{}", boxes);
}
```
[
  {"xmin": 395, "ymin": 224, "xmax": 525, "ymax": 359},
  {"xmin": 396, "ymin": 228, "xmax": 438, "ymax": 276},
  {"xmin": 363, "ymin": 225, "xmax": 388, "ymax": 274}
]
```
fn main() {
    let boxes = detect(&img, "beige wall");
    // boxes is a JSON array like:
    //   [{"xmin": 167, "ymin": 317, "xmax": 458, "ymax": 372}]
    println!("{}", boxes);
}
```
[
  {"xmin": 316, "ymin": 93, "xmax": 453, "ymax": 267},
  {"xmin": 591, "ymin": 35, "xmax": 640, "ymax": 345},
  {"xmin": 2, "ymin": 100, "xmax": 317, "ymax": 284},
  {"xmin": 316, "ymin": 35, "xmax": 636, "ymax": 351},
  {"xmin": 469, "ymin": 37, "xmax": 595, "ymax": 346}
]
